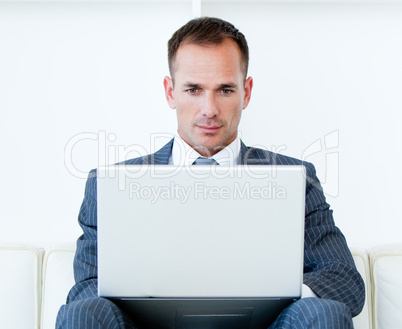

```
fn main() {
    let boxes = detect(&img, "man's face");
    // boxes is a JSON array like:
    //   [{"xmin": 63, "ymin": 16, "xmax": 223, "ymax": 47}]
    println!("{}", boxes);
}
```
[{"xmin": 164, "ymin": 38, "xmax": 253, "ymax": 157}]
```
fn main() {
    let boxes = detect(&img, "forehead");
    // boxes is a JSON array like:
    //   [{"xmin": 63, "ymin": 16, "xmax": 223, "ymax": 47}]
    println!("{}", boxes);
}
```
[{"xmin": 172, "ymin": 39, "xmax": 244, "ymax": 83}]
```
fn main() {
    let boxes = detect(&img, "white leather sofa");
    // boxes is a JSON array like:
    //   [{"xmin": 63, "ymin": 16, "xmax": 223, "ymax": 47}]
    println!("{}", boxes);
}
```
[{"xmin": 1, "ymin": 243, "xmax": 401, "ymax": 329}]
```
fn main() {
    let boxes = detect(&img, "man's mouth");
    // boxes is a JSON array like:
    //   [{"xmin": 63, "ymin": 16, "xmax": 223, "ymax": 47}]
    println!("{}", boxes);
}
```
[{"xmin": 197, "ymin": 125, "xmax": 221, "ymax": 132}]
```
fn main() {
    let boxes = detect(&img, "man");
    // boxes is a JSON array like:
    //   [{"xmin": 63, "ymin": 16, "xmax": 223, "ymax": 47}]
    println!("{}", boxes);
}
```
[{"xmin": 57, "ymin": 17, "xmax": 365, "ymax": 329}]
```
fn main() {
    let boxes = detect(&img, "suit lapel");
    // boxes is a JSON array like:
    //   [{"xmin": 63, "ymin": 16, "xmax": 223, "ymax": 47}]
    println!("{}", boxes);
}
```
[
  {"xmin": 239, "ymin": 140, "xmax": 271, "ymax": 165},
  {"xmin": 144, "ymin": 138, "xmax": 174, "ymax": 165}
]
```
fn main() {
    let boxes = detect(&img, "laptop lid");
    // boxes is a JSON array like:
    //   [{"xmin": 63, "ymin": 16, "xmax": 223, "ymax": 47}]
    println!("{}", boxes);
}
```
[{"xmin": 97, "ymin": 165, "xmax": 305, "ymax": 299}]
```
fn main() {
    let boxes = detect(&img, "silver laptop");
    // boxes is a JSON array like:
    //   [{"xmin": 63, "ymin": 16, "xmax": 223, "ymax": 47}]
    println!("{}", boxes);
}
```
[{"xmin": 97, "ymin": 165, "xmax": 306, "ymax": 329}]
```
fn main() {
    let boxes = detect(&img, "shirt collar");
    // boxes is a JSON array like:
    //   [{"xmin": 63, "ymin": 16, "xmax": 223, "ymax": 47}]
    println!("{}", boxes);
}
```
[{"xmin": 170, "ymin": 134, "xmax": 240, "ymax": 166}]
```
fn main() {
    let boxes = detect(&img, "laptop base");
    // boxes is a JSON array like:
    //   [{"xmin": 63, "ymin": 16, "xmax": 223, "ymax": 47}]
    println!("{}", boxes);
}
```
[{"xmin": 110, "ymin": 297, "xmax": 297, "ymax": 329}]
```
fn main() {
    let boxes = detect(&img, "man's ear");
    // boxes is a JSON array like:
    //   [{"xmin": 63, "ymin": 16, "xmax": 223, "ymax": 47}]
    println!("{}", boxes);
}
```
[
  {"xmin": 163, "ymin": 76, "xmax": 176, "ymax": 109},
  {"xmin": 242, "ymin": 76, "xmax": 253, "ymax": 109}
]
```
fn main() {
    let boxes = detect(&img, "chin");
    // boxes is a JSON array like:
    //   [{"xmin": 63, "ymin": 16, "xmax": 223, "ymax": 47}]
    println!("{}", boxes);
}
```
[
  {"xmin": 196, "ymin": 138, "xmax": 220, "ymax": 149},
  {"xmin": 198, "ymin": 143, "xmax": 226, "ymax": 156}
]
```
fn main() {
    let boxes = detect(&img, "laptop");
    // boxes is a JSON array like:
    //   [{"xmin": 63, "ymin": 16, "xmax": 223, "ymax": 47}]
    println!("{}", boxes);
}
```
[{"xmin": 97, "ymin": 165, "xmax": 306, "ymax": 329}]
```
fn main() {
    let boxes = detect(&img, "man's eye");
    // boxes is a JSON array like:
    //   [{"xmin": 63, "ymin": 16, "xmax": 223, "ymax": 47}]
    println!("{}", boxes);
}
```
[
  {"xmin": 221, "ymin": 89, "xmax": 233, "ymax": 95},
  {"xmin": 187, "ymin": 88, "xmax": 198, "ymax": 94}
]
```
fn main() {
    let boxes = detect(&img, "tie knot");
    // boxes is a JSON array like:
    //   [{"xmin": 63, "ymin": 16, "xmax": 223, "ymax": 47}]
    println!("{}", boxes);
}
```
[{"xmin": 193, "ymin": 157, "xmax": 218, "ymax": 165}]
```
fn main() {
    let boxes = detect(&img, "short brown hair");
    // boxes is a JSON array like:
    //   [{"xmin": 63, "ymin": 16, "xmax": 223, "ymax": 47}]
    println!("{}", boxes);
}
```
[{"xmin": 168, "ymin": 17, "xmax": 249, "ymax": 79}]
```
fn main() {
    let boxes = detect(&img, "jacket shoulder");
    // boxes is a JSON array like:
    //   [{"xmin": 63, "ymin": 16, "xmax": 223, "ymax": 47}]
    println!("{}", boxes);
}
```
[
  {"xmin": 243, "ymin": 146, "xmax": 316, "ymax": 175},
  {"xmin": 116, "ymin": 139, "xmax": 174, "ymax": 166}
]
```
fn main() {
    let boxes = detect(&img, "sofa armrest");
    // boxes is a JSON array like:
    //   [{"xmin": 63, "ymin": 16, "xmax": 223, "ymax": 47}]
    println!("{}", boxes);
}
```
[
  {"xmin": 370, "ymin": 244, "xmax": 402, "ymax": 329},
  {"xmin": 0, "ymin": 245, "xmax": 44, "ymax": 329}
]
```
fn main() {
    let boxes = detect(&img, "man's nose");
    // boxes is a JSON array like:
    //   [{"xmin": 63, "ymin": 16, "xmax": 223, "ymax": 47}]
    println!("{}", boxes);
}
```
[{"xmin": 200, "ymin": 92, "xmax": 219, "ymax": 118}]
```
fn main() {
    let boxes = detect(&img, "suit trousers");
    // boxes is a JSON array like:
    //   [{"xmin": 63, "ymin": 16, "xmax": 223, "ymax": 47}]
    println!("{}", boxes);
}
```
[
  {"xmin": 56, "ymin": 297, "xmax": 136, "ymax": 329},
  {"xmin": 269, "ymin": 298, "xmax": 353, "ymax": 329},
  {"xmin": 55, "ymin": 297, "xmax": 353, "ymax": 329}
]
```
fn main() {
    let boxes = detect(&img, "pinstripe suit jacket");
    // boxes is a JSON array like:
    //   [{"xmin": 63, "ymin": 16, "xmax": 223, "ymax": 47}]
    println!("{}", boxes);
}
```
[{"xmin": 66, "ymin": 138, "xmax": 365, "ymax": 317}]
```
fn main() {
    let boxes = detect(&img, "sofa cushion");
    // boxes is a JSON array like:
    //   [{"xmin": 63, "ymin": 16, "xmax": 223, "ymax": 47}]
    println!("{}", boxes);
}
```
[
  {"xmin": 40, "ymin": 245, "xmax": 371, "ymax": 329},
  {"xmin": 351, "ymin": 248, "xmax": 372, "ymax": 329},
  {"xmin": 41, "ymin": 245, "xmax": 75, "ymax": 329},
  {"xmin": 370, "ymin": 244, "xmax": 402, "ymax": 329},
  {"xmin": 0, "ymin": 245, "xmax": 43, "ymax": 329}
]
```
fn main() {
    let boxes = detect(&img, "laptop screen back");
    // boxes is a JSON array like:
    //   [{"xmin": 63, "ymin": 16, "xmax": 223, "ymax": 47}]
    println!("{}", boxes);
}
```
[{"xmin": 97, "ymin": 165, "xmax": 305, "ymax": 299}]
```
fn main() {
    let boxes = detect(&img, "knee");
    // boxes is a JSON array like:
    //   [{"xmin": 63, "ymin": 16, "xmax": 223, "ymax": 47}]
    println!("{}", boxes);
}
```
[
  {"xmin": 56, "ymin": 297, "xmax": 133, "ymax": 329},
  {"xmin": 273, "ymin": 298, "xmax": 353, "ymax": 329}
]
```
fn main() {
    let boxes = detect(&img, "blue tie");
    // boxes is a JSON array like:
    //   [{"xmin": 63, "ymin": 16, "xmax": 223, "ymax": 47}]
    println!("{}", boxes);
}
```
[{"xmin": 193, "ymin": 157, "xmax": 218, "ymax": 165}]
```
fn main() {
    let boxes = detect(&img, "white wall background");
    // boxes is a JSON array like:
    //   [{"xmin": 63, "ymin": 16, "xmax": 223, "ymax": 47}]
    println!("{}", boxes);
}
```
[{"xmin": 1, "ymin": 1, "xmax": 401, "ymax": 249}]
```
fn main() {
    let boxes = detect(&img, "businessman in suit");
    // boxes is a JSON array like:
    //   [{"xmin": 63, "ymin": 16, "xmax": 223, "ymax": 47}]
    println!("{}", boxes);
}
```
[{"xmin": 56, "ymin": 17, "xmax": 365, "ymax": 328}]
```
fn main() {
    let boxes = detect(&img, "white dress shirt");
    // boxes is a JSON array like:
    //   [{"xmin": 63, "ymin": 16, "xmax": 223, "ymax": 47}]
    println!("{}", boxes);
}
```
[{"xmin": 169, "ymin": 134, "xmax": 240, "ymax": 166}]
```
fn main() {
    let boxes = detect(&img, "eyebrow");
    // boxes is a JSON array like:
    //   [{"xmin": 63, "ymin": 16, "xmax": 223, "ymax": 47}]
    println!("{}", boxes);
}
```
[
  {"xmin": 183, "ymin": 82, "xmax": 239, "ymax": 89},
  {"xmin": 218, "ymin": 83, "xmax": 238, "ymax": 89},
  {"xmin": 183, "ymin": 83, "xmax": 201, "ymax": 89}
]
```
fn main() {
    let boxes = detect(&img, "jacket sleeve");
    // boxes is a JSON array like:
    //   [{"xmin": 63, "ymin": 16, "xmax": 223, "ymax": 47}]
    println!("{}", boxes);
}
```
[
  {"xmin": 66, "ymin": 169, "xmax": 99, "ymax": 303},
  {"xmin": 302, "ymin": 162, "xmax": 365, "ymax": 317}
]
